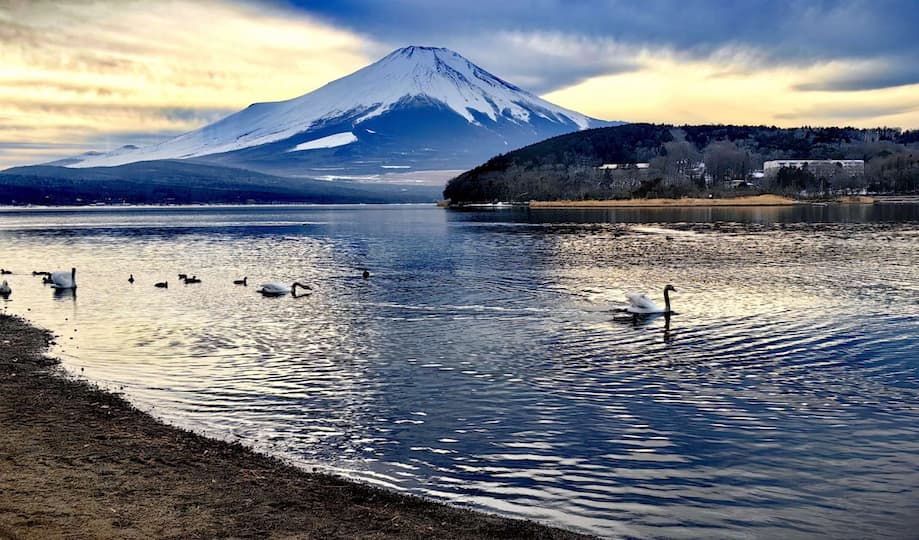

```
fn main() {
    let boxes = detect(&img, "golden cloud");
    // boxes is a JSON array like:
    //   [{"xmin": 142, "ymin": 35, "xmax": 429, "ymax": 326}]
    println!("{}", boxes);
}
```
[
  {"xmin": 542, "ymin": 39, "xmax": 919, "ymax": 128},
  {"xmin": 0, "ymin": 0, "xmax": 374, "ymax": 167}
]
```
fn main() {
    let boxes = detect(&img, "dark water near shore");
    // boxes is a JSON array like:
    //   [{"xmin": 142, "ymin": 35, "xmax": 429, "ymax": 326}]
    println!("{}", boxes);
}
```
[{"xmin": 1, "ymin": 203, "xmax": 918, "ymax": 539}]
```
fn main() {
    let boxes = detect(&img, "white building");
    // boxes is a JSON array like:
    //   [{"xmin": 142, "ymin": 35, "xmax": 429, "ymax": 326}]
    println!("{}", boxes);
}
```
[
  {"xmin": 597, "ymin": 162, "xmax": 650, "ymax": 170},
  {"xmin": 763, "ymin": 159, "xmax": 864, "ymax": 176}
]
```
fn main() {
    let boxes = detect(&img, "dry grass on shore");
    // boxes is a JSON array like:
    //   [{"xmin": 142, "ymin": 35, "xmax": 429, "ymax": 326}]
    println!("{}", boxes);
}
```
[
  {"xmin": 528, "ymin": 194, "xmax": 800, "ymax": 208},
  {"xmin": 835, "ymin": 196, "xmax": 876, "ymax": 204}
]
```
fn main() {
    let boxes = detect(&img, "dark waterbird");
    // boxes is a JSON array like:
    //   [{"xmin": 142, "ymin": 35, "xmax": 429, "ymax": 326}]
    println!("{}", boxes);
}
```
[
  {"xmin": 0, "ymin": 268, "xmax": 12, "ymax": 275},
  {"xmin": 128, "ymin": 274, "xmax": 135, "ymax": 284},
  {"xmin": 233, "ymin": 277, "xmax": 247, "ymax": 285},
  {"xmin": 154, "ymin": 281, "xmax": 168, "ymax": 289},
  {"xmin": 184, "ymin": 276, "xmax": 201, "ymax": 284}
]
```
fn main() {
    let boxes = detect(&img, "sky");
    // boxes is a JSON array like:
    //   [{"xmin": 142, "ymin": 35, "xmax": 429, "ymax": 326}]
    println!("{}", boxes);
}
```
[{"xmin": 2, "ymin": 0, "xmax": 919, "ymax": 169}]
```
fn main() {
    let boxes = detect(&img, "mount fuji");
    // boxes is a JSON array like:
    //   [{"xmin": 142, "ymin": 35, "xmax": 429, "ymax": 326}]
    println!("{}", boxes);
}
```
[{"xmin": 56, "ymin": 46, "xmax": 617, "ymax": 180}]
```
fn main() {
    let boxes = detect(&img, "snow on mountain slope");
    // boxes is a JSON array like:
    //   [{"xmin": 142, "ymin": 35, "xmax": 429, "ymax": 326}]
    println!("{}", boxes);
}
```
[
  {"xmin": 287, "ymin": 132, "xmax": 357, "ymax": 152},
  {"xmin": 67, "ymin": 46, "xmax": 606, "ymax": 169}
]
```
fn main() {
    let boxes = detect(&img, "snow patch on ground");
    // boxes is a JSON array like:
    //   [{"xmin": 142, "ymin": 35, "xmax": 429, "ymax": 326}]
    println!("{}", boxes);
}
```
[{"xmin": 287, "ymin": 132, "xmax": 357, "ymax": 152}]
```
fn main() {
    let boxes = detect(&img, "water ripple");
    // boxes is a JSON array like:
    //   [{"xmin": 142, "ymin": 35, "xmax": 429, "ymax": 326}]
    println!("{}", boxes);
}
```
[{"xmin": 1, "ymin": 205, "xmax": 917, "ymax": 539}]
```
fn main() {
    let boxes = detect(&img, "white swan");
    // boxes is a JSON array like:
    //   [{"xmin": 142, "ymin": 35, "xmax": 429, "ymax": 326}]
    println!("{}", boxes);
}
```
[
  {"xmin": 257, "ymin": 281, "xmax": 311, "ymax": 297},
  {"xmin": 51, "ymin": 268, "xmax": 77, "ymax": 290},
  {"xmin": 625, "ymin": 284, "xmax": 676, "ymax": 314},
  {"xmin": 0, "ymin": 280, "xmax": 10, "ymax": 298}
]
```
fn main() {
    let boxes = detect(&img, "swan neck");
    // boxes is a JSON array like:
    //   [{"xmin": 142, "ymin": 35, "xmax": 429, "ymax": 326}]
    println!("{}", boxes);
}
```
[{"xmin": 664, "ymin": 288, "xmax": 671, "ymax": 313}]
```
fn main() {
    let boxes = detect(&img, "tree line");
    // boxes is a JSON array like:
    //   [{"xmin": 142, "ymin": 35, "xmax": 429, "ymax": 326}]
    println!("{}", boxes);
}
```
[{"xmin": 443, "ymin": 124, "xmax": 919, "ymax": 202}]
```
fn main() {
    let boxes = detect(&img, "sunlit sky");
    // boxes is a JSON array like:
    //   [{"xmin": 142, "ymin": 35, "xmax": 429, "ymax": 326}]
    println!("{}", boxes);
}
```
[{"xmin": 3, "ymin": 0, "xmax": 919, "ymax": 169}]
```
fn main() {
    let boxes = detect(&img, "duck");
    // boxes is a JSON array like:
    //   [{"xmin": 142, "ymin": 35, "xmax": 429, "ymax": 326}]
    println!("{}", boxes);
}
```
[
  {"xmin": 154, "ymin": 281, "xmax": 168, "ymax": 288},
  {"xmin": 256, "ymin": 281, "xmax": 311, "ymax": 297},
  {"xmin": 32, "ymin": 271, "xmax": 51, "ymax": 277},
  {"xmin": 0, "ymin": 268, "xmax": 12, "ymax": 275},
  {"xmin": 128, "ymin": 274, "xmax": 135, "ymax": 284},
  {"xmin": 0, "ymin": 280, "xmax": 10, "ymax": 298},
  {"xmin": 178, "ymin": 273, "xmax": 188, "ymax": 280},
  {"xmin": 624, "ymin": 284, "xmax": 676, "ymax": 315},
  {"xmin": 362, "ymin": 269, "xmax": 370, "ymax": 279},
  {"xmin": 50, "ymin": 268, "xmax": 77, "ymax": 290},
  {"xmin": 233, "ymin": 277, "xmax": 247, "ymax": 286},
  {"xmin": 184, "ymin": 276, "xmax": 201, "ymax": 284}
]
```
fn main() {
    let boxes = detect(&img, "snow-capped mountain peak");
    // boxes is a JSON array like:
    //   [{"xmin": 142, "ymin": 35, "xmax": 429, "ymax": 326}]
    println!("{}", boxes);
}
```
[
  {"xmin": 340, "ymin": 45, "xmax": 590, "ymax": 127},
  {"xmin": 65, "ymin": 46, "xmax": 609, "ymax": 170}
]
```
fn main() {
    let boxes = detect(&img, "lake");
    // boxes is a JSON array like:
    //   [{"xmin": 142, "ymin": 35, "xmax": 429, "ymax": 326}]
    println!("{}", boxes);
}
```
[{"xmin": 1, "ymin": 203, "xmax": 917, "ymax": 539}]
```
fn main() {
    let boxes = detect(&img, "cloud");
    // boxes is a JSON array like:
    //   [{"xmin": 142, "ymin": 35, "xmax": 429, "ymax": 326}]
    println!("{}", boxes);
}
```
[
  {"xmin": 776, "ymin": 102, "xmax": 919, "ymax": 122},
  {"xmin": 292, "ymin": 0, "xmax": 919, "ymax": 94},
  {"xmin": 0, "ymin": 0, "xmax": 378, "ymax": 168},
  {"xmin": 794, "ymin": 59, "xmax": 919, "ymax": 92},
  {"xmin": 543, "ymin": 51, "xmax": 919, "ymax": 128},
  {"xmin": 457, "ymin": 32, "xmax": 642, "ymax": 93},
  {"xmin": 0, "ymin": 142, "xmax": 97, "ymax": 169}
]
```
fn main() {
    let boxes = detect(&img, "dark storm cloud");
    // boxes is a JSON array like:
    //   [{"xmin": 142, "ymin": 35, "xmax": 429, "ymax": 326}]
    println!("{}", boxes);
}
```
[{"xmin": 278, "ymin": 0, "xmax": 919, "ymax": 93}]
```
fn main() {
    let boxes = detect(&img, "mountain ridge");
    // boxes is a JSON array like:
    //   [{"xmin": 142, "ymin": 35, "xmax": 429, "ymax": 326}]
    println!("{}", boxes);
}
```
[
  {"xmin": 57, "ymin": 46, "xmax": 616, "ymax": 176},
  {"xmin": 0, "ymin": 160, "xmax": 441, "ymax": 205}
]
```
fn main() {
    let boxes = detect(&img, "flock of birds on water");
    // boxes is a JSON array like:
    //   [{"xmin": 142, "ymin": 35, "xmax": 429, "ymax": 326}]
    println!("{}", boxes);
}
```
[
  {"xmin": 0, "ymin": 267, "xmax": 372, "ymax": 299},
  {"xmin": 1, "ymin": 266, "xmax": 676, "ymax": 316}
]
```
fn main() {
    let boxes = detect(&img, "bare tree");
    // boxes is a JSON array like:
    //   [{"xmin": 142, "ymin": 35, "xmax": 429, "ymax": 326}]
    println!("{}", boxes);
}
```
[
  {"xmin": 651, "ymin": 141, "xmax": 702, "ymax": 187},
  {"xmin": 703, "ymin": 141, "xmax": 750, "ymax": 184}
]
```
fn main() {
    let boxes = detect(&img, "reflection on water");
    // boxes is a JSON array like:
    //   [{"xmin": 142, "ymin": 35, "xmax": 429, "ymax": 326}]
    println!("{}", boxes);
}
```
[
  {"xmin": 1, "ymin": 204, "xmax": 918, "ymax": 539},
  {"xmin": 612, "ymin": 312, "xmax": 674, "ymax": 344},
  {"xmin": 52, "ymin": 288, "xmax": 77, "ymax": 302}
]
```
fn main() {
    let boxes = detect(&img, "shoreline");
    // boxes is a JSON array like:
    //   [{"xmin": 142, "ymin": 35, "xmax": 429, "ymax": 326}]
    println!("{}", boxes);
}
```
[
  {"xmin": 0, "ymin": 314, "xmax": 590, "ymax": 539},
  {"xmin": 525, "ymin": 194, "xmax": 876, "ymax": 208}
]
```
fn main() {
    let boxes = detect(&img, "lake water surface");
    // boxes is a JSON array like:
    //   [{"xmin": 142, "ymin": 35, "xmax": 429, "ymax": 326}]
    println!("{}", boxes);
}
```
[{"xmin": 1, "ymin": 203, "xmax": 917, "ymax": 539}]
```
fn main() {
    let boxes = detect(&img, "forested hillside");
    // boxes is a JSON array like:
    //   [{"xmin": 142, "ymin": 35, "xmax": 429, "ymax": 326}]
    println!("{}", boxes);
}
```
[
  {"xmin": 443, "ymin": 124, "xmax": 919, "ymax": 202},
  {"xmin": 0, "ymin": 161, "xmax": 441, "ymax": 205}
]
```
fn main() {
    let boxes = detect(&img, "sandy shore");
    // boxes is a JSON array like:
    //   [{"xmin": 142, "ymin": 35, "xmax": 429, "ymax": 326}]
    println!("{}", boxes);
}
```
[
  {"xmin": 0, "ymin": 314, "xmax": 590, "ymax": 540},
  {"xmin": 528, "ymin": 195, "xmax": 800, "ymax": 208}
]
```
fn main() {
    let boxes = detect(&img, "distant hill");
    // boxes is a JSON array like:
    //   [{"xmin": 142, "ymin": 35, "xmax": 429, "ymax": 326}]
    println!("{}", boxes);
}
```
[
  {"xmin": 443, "ymin": 124, "xmax": 919, "ymax": 202},
  {"xmin": 0, "ymin": 161, "xmax": 441, "ymax": 205}
]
